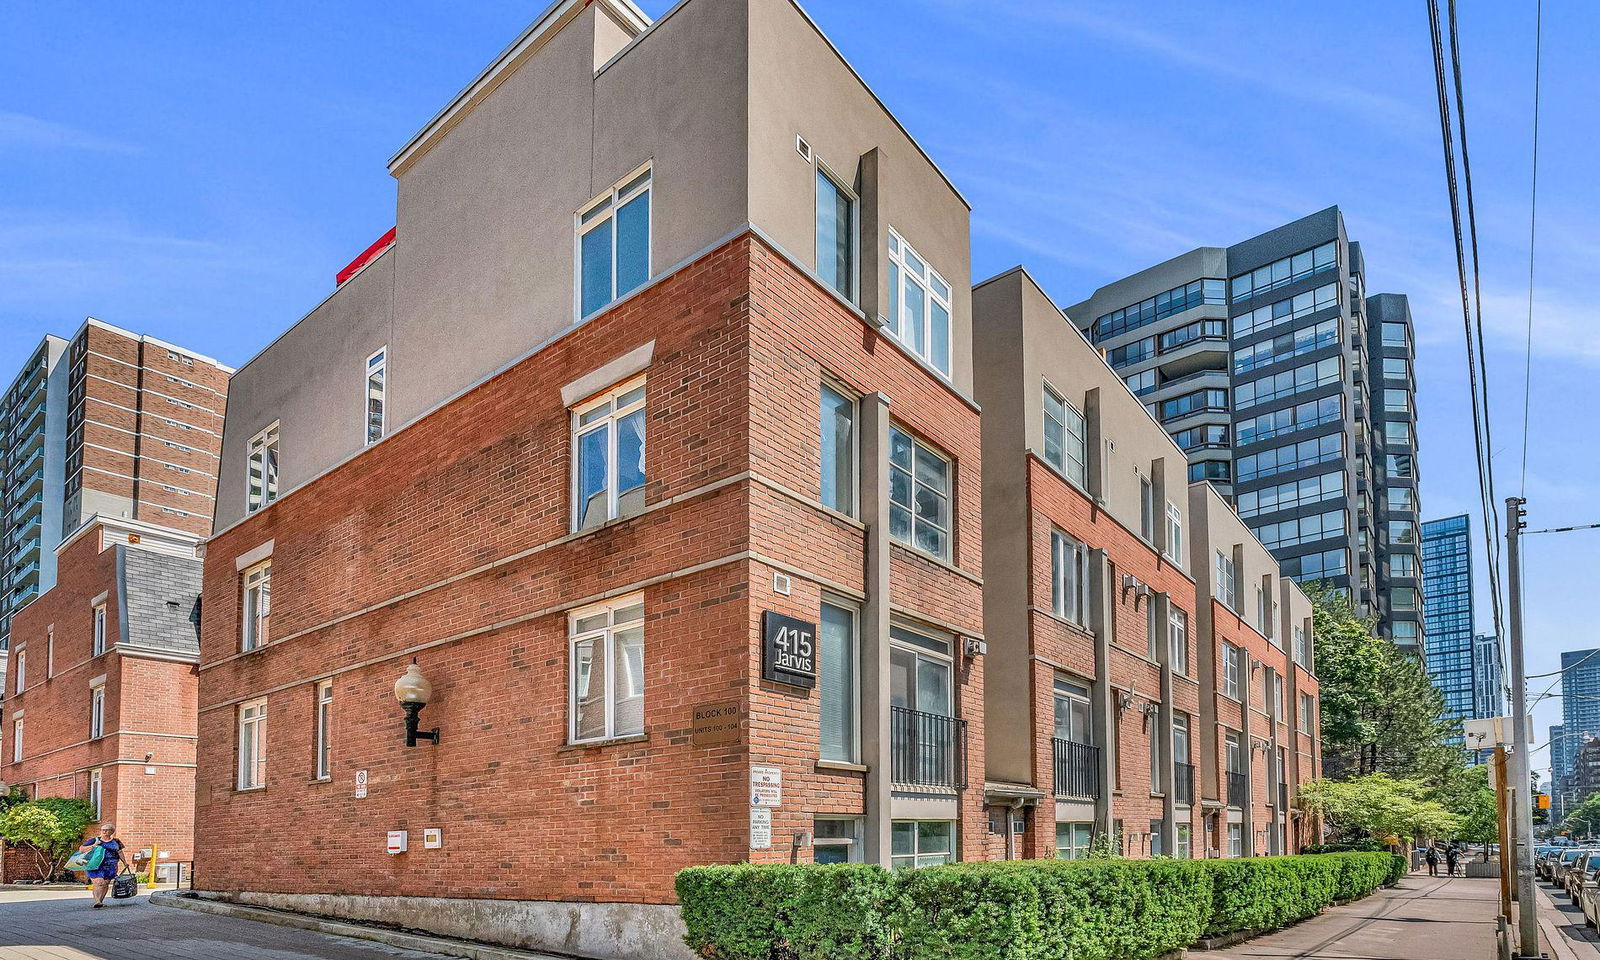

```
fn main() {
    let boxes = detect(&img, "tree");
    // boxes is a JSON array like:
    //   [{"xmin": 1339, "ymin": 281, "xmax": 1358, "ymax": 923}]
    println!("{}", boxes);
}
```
[
  {"xmin": 1298, "ymin": 774, "xmax": 1463, "ymax": 844},
  {"xmin": 1561, "ymin": 793, "xmax": 1600, "ymax": 838},
  {"xmin": 1306, "ymin": 586, "xmax": 1465, "ymax": 781},
  {"xmin": 0, "ymin": 797, "xmax": 95, "ymax": 881},
  {"xmin": 1432, "ymin": 763, "xmax": 1498, "ymax": 848}
]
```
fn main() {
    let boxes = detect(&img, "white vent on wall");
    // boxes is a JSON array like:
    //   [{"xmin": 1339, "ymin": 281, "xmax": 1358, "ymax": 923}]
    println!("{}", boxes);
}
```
[
  {"xmin": 796, "ymin": 135, "xmax": 812, "ymax": 163},
  {"xmin": 773, "ymin": 572, "xmax": 793, "ymax": 596}
]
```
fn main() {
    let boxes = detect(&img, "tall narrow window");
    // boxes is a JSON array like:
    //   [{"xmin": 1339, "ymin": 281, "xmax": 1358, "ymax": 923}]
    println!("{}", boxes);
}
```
[
  {"xmin": 237, "ymin": 698, "xmax": 267, "ymax": 789},
  {"xmin": 11, "ymin": 716, "xmax": 21, "ymax": 763},
  {"xmin": 886, "ymin": 231, "xmax": 953, "ymax": 376},
  {"xmin": 579, "ymin": 166, "xmax": 651, "ymax": 317},
  {"xmin": 1300, "ymin": 692, "xmax": 1315, "ymax": 734},
  {"xmin": 819, "ymin": 600, "xmax": 858, "ymax": 763},
  {"xmin": 1168, "ymin": 607, "xmax": 1188, "ymax": 676},
  {"xmin": 241, "ymin": 561, "xmax": 272, "ymax": 652},
  {"xmin": 88, "ymin": 768, "xmax": 102, "ymax": 819},
  {"xmin": 90, "ymin": 683, "xmax": 105, "ymax": 739},
  {"xmin": 573, "ymin": 379, "xmax": 647, "ymax": 531},
  {"xmin": 1042, "ymin": 384, "xmax": 1087, "ymax": 487},
  {"xmin": 1294, "ymin": 625, "xmax": 1308, "ymax": 666},
  {"xmin": 1051, "ymin": 530, "xmax": 1089, "ymax": 626},
  {"xmin": 888, "ymin": 425, "xmax": 951, "ymax": 560},
  {"xmin": 46, "ymin": 626, "xmax": 53, "ymax": 677},
  {"xmin": 1146, "ymin": 600, "xmax": 1158, "ymax": 661},
  {"xmin": 12, "ymin": 648, "xmax": 23, "ymax": 693},
  {"xmin": 568, "ymin": 596, "xmax": 645, "ymax": 744},
  {"xmin": 1139, "ymin": 477, "xmax": 1154, "ymax": 541},
  {"xmin": 1165, "ymin": 502, "xmax": 1183, "ymax": 564},
  {"xmin": 247, "ymin": 422, "xmax": 280, "ymax": 512},
  {"xmin": 819, "ymin": 384, "xmax": 856, "ymax": 515},
  {"xmin": 364, "ymin": 348, "xmax": 386, "ymax": 445},
  {"xmin": 92, "ymin": 603, "xmax": 107, "ymax": 656},
  {"xmin": 815, "ymin": 167, "xmax": 855, "ymax": 301},
  {"xmin": 315, "ymin": 680, "xmax": 334, "ymax": 780},
  {"xmin": 1221, "ymin": 641, "xmax": 1241, "ymax": 699}
]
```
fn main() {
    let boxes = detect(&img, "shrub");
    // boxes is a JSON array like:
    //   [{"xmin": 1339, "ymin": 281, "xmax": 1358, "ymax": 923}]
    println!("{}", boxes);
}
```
[
  {"xmin": 0, "ymin": 796, "xmax": 95, "ymax": 881},
  {"xmin": 675, "ymin": 863, "xmax": 895, "ymax": 960},
  {"xmin": 676, "ymin": 852, "xmax": 1399, "ymax": 960}
]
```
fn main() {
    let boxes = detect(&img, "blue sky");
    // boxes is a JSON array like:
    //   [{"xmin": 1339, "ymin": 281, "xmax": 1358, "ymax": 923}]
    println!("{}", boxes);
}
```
[{"xmin": 2, "ymin": 1, "xmax": 1592, "ymax": 778}]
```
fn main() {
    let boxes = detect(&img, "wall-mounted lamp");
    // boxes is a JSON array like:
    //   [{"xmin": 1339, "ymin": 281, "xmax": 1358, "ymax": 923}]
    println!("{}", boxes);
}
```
[
  {"xmin": 964, "ymin": 637, "xmax": 987, "ymax": 659},
  {"xmin": 1118, "ymin": 692, "xmax": 1135, "ymax": 713},
  {"xmin": 394, "ymin": 660, "xmax": 440, "ymax": 747}
]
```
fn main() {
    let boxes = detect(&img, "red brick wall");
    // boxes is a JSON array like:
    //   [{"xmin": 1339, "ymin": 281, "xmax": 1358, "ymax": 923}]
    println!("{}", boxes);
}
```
[
  {"xmin": 1, "ymin": 529, "xmax": 199, "ymax": 861},
  {"xmin": 195, "ymin": 234, "xmax": 986, "ymax": 903}
]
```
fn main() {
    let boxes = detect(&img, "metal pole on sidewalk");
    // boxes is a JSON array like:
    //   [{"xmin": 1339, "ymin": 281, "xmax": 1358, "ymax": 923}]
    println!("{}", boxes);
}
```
[
  {"xmin": 1496, "ymin": 746, "xmax": 1512, "ymax": 922},
  {"xmin": 1507, "ymin": 496, "xmax": 1539, "ymax": 958}
]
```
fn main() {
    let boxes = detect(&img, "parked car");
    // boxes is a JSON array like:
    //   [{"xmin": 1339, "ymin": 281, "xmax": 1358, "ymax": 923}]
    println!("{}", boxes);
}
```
[
  {"xmin": 1539, "ymin": 847, "xmax": 1566, "ymax": 881},
  {"xmin": 1571, "ymin": 852, "xmax": 1598, "ymax": 902},
  {"xmin": 1581, "ymin": 862, "xmax": 1600, "ymax": 928},
  {"xmin": 1553, "ymin": 849, "xmax": 1594, "ymax": 889}
]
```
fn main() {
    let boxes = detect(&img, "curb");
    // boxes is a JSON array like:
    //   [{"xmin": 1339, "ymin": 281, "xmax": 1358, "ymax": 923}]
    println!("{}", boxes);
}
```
[{"xmin": 151, "ymin": 890, "xmax": 571, "ymax": 960}]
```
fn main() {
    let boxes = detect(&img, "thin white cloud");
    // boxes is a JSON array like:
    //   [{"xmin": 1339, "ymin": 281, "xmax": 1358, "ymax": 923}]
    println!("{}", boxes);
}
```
[{"xmin": 0, "ymin": 111, "xmax": 139, "ymax": 154}]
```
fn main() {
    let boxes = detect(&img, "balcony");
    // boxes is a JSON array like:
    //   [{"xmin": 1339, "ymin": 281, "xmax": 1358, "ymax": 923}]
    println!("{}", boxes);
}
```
[
  {"xmin": 1052, "ymin": 738, "xmax": 1102, "ymax": 800},
  {"xmin": 890, "ymin": 707, "xmax": 968, "ymax": 790},
  {"xmin": 1226, "ymin": 771, "xmax": 1248, "ymax": 808},
  {"xmin": 1174, "ymin": 762, "xmax": 1195, "ymax": 806}
]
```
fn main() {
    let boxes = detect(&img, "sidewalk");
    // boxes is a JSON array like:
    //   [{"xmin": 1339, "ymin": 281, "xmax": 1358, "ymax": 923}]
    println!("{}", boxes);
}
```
[{"xmin": 1206, "ymin": 874, "xmax": 1500, "ymax": 959}]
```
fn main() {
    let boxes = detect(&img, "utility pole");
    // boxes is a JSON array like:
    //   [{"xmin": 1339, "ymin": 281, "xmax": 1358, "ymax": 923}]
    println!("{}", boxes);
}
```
[
  {"xmin": 1495, "ymin": 745, "xmax": 1512, "ymax": 923},
  {"xmin": 1507, "ymin": 496, "xmax": 1539, "ymax": 958}
]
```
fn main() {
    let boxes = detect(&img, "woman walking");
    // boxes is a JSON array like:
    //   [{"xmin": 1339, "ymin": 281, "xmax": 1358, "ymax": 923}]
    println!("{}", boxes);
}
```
[{"xmin": 79, "ymin": 823, "xmax": 130, "ymax": 908}]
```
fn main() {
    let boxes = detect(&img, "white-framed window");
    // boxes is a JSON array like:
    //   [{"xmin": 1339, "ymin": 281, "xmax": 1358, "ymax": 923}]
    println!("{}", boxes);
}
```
[
  {"xmin": 241, "ymin": 561, "xmax": 272, "ymax": 653},
  {"xmin": 1221, "ymin": 641, "xmax": 1241, "ymax": 700},
  {"xmin": 891, "ymin": 820, "xmax": 954, "ymax": 869},
  {"xmin": 364, "ymin": 348, "xmax": 387, "ymax": 445},
  {"xmin": 1168, "ymin": 606, "xmax": 1188, "ymax": 676},
  {"xmin": 885, "ymin": 231, "xmax": 952, "ymax": 376},
  {"xmin": 1149, "ymin": 719, "xmax": 1163, "ymax": 794},
  {"xmin": 814, "ymin": 164, "xmax": 857, "ymax": 302},
  {"xmin": 1215, "ymin": 551, "xmax": 1236, "ymax": 610},
  {"xmin": 578, "ymin": 165, "xmax": 651, "ymax": 318},
  {"xmin": 1300, "ymin": 692, "xmax": 1315, "ymax": 735},
  {"xmin": 889, "ymin": 425, "xmax": 951, "ymax": 560},
  {"xmin": 12, "ymin": 648, "xmax": 23, "ymax": 693},
  {"xmin": 11, "ymin": 716, "xmax": 22, "ymax": 764},
  {"xmin": 1043, "ymin": 383, "xmax": 1087, "ymax": 488},
  {"xmin": 1176, "ymin": 822, "xmax": 1192, "ymax": 859},
  {"xmin": 1257, "ymin": 585, "xmax": 1276, "ymax": 643},
  {"xmin": 1164, "ymin": 501, "xmax": 1183, "ymax": 563},
  {"xmin": 819, "ymin": 599, "xmax": 859, "ymax": 763},
  {"xmin": 1294, "ymin": 624, "xmax": 1308, "ymax": 666},
  {"xmin": 315, "ymin": 679, "xmax": 334, "ymax": 781},
  {"xmin": 1051, "ymin": 529, "xmax": 1089, "ymax": 626},
  {"xmin": 568, "ymin": 595, "xmax": 645, "ymax": 744},
  {"xmin": 1056, "ymin": 821, "xmax": 1094, "ymax": 859},
  {"xmin": 814, "ymin": 816, "xmax": 863, "ymax": 864},
  {"xmin": 819, "ymin": 382, "xmax": 857, "ymax": 515},
  {"xmin": 572, "ymin": 378, "xmax": 646, "ymax": 532},
  {"xmin": 46, "ymin": 626, "xmax": 53, "ymax": 677},
  {"xmin": 92, "ymin": 603, "xmax": 107, "ymax": 656},
  {"xmin": 1139, "ymin": 476, "xmax": 1154, "ymax": 541},
  {"xmin": 1228, "ymin": 822, "xmax": 1243, "ymax": 857},
  {"xmin": 88, "ymin": 767, "xmax": 103, "ymax": 819},
  {"xmin": 90, "ymin": 683, "xmax": 105, "ymax": 739},
  {"xmin": 247, "ymin": 422, "xmax": 280, "ymax": 512},
  {"xmin": 237, "ymin": 698, "xmax": 267, "ymax": 790},
  {"xmin": 1146, "ymin": 600, "xmax": 1158, "ymax": 661}
]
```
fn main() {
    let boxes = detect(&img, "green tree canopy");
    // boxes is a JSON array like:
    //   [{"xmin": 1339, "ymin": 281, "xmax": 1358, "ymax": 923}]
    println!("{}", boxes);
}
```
[
  {"xmin": 0, "ymin": 797, "xmax": 96, "ymax": 881},
  {"xmin": 1561, "ymin": 792, "xmax": 1600, "ymax": 838},
  {"xmin": 1298, "ymin": 774, "xmax": 1463, "ymax": 843}
]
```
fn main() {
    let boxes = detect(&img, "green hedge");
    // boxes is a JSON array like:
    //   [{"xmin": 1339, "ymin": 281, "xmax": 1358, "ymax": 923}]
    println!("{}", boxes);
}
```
[{"xmin": 676, "ymin": 852, "xmax": 1402, "ymax": 960}]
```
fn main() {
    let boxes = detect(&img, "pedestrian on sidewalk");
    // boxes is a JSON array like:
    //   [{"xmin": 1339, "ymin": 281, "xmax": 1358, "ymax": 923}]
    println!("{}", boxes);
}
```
[
  {"xmin": 1445, "ymin": 844, "xmax": 1460, "ymax": 877},
  {"xmin": 79, "ymin": 824, "xmax": 130, "ymax": 909},
  {"xmin": 1424, "ymin": 844, "xmax": 1440, "ymax": 876}
]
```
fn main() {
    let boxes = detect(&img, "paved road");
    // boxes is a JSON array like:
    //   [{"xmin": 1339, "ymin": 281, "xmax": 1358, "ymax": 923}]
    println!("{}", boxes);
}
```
[
  {"xmin": 1208, "ymin": 874, "xmax": 1499, "ymax": 960},
  {"xmin": 0, "ymin": 888, "xmax": 443, "ymax": 960},
  {"xmin": 1536, "ymin": 872, "xmax": 1600, "ymax": 959}
]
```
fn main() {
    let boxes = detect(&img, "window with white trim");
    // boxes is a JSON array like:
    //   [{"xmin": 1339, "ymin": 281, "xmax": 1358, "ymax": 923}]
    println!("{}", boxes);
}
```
[
  {"xmin": 1056, "ymin": 821, "xmax": 1094, "ymax": 859},
  {"xmin": 1294, "ymin": 624, "xmax": 1308, "ymax": 666},
  {"xmin": 572, "ymin": 379, "xmax": 646, "ymax": 531},
  {"xmin": 1043, "ymin": 383, "xmax": 1087, "ymax": 487},
  {"xmin": 814, "ymin": 166, "xmax": 856, "ymax": 302},
  {"xmin": 90, "ymin": 683, "xmax": 105, "ymax": 739},
  {"xmin": 819, "ymin": 600, "xmax": 858, "ymax": 763},
  {"xmin": 819, "ymin": 383, "xmax": 856, "ymax": 516},
  {"xmin": 237, "ymin": 698, "xmax": 267, "ymax": 789},
  {"xmin": 12, "ymin": 648, "xmax": 23, "ymax": 693},
  {"xmin": 1228, "ymin": 822, "xmax": 1243, "ymax": 857},
  {"xmin": 891, "ymin": 820, "xmax": 954, "ymax": 869},
  {"xmin": 1164, "ymin": 502, "xmax": 1183, "ymax": 564},
  {"xmin": 247, "ymin": 422, "xmax": 280, "ymax": 512},
  {"xmin": 92, "ymin": 603, "xmax": 107, "ymax": 656},
  {"xmin": 578, "ymin": 166, "xmax": 651, "ymax": 317},
  {"xmin": 1168, "ymin": 606, "xmax": 1188, "ymax": 676},
  {"xmin": 1215, "ymin": 551, "xmax": 1236, "ymax": 610},
  {"xmin": 11, "ymin": 716, "xmax": 21, "ymax": 764},
  {"xmin": 568, "ymin": 596, "xmax": 645, "ymax": 744},
  {"xmin": 365, "ymin": 348, "xmax": 386, "ymax": 445},
  {"xmin": 1051, "ymin": 529, "xmax": 1089, "ymax": 626},
  {"xmin": 1300, "ymin": 692, "xmax": 1315, "ymax": 734},
  {"xmin": 241, "ymin": 561, "xmax": 271, "ymax": 652},
  {"xmin": 889, "ymin": 425, "xmax": 952, "ymax": 560},
  {"xmin": 315, "ymin": 679, "xmax": 333, "ymax": 780},
  {"xmin": 46, "ymin": 626, "xmax": 53, "ymax": 677},
  {"xmin": 1176, "ymin": 822, "xmax": 1192, "ymax": 859},
  {"xmin": 1139, "ymin": 476, "xmax": 1154, "ymax": 541},
  {"xmin": 886, "ymin": 231, "xmax": 952, "ymax": 376},
  {"xmin": 814, "ymin": 816, "xmax": 863, "ymax": 864},
  {"xmin": 89, "ymin": 767, "xmax": 102, "ymax": 819},
  {"xmin": 1221, "ymin": 641, "xmax": 1241, "ymax": 700}
]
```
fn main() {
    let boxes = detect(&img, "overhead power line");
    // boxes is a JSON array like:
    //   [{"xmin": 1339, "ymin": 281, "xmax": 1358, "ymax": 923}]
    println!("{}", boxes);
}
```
[{"xmin": 1521, "ymin": 0, "xmax": 1543, "ymax": 497}]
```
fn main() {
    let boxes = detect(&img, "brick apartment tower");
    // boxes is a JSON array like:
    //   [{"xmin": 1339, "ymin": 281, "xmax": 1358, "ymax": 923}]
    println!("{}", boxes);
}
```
[
  {"xmin": 973, "ymin": 269, "xmax": 1319, "ymax": 861},
  {"xmin": 0, "ymin": 321, "xmax": 227, "ymax": 881},
  {"xmin": 195, "ymin": 1, "xmax": 986, "ymax": 956}
]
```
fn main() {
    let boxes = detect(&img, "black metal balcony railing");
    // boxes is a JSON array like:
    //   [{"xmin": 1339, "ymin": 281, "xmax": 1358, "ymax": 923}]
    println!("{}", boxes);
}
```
[
  {"xmin": 1174, "ymin": 762, "xmax": 1195, "ymax": 806},
  {"xmin": 1226, "ymin": 771, "xmax": 1248, "ymax": 808},
  {"xmin": 1052, "ymin": 738, "xmax": 1101, "ymax": 800},
  {"xmin": 890, "ymin": 706, "xmax": 968, "ymax": 790}
]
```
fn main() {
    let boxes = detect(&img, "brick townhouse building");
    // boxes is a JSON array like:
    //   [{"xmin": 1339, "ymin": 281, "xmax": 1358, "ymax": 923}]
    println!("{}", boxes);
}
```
[
  {"xmin": 192, "ymin": 0, "xmax": 988, "ymax": 956},
  {"xmin": 973, "ymin": 268, "xmax": 1319, "ymax": 862},
  {"xmin": 0, "ymin": 320, "xmax": 226, "ymax": 881}
]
